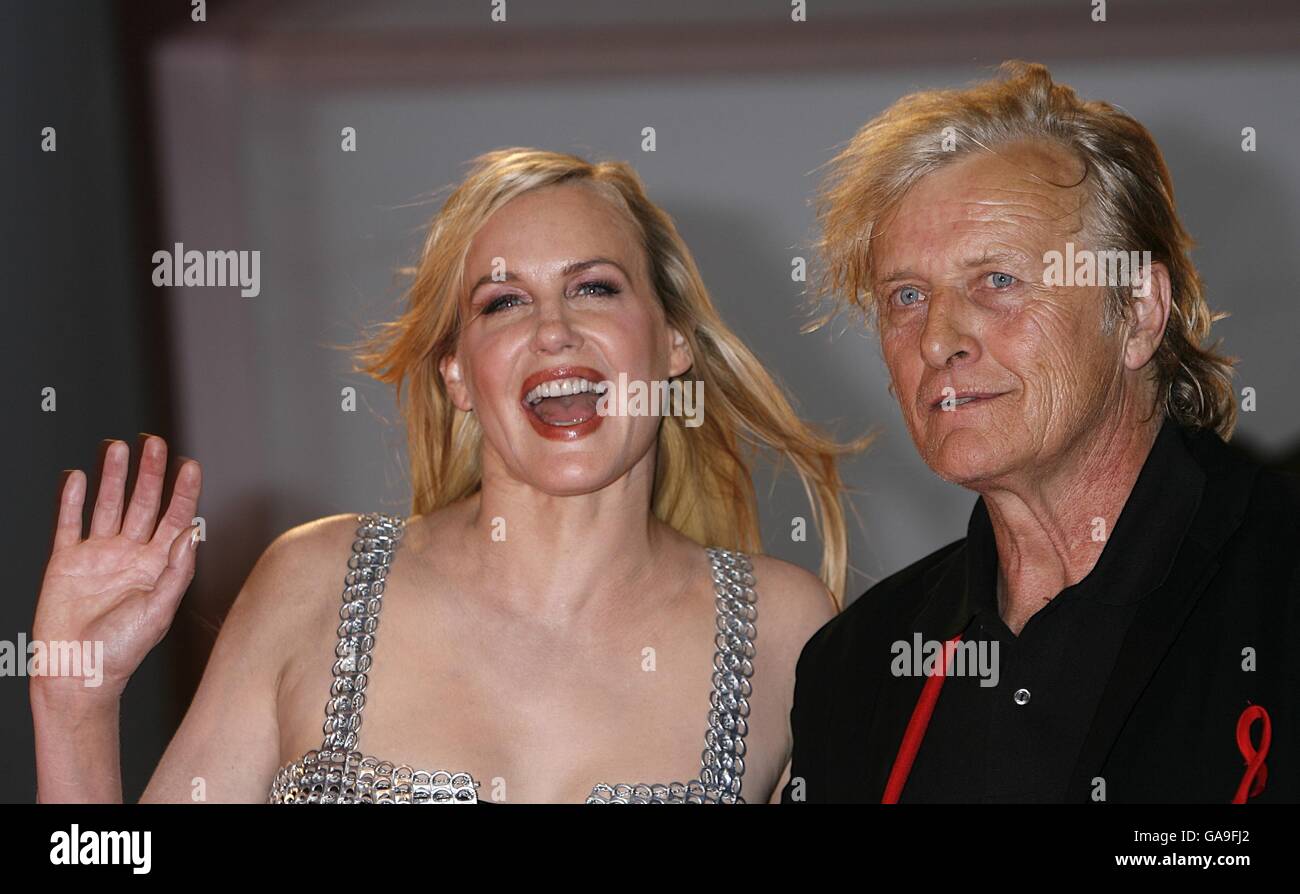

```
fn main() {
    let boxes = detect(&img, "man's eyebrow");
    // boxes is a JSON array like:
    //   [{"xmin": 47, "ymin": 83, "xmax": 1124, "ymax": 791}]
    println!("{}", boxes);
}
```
[
  {"xmin": 874, "ymin": 249, "xmax": 1035, "ymax": 288},
  {"xmin": 961, "ymin": 248, "xmax": 1032, "ymax": 268},
  {"xmin": 468, "ymin": 257, "xmax": 630, "ymax": 295},
  {"xmin": 877, "ymin": 269, "xmax": 922, "ymax": 284}
]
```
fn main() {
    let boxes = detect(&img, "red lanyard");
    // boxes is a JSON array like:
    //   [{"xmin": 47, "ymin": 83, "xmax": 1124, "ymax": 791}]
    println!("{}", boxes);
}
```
[{"xmin": 882, "ymin": 634, "xmax": 962, "ymax": 803}]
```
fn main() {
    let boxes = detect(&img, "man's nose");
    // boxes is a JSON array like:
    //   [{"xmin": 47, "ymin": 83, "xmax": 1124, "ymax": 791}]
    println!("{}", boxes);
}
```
[{"xmin": 920, "ymin": 289, "xmax": 980, "ymax": 370}]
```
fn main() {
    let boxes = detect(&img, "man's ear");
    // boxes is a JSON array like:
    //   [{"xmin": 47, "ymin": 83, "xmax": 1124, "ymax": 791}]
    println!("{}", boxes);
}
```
[
  {"xmin": 667, "ymin": 324, "xmax": 694, "ymax": 378},
  {"xmin": 1123, "ymin": 260, "xmax": 1171, "ymax": 371},
  {"xmin": 439, "ymin": 353, "xmax": 474, "ymax": 411}
]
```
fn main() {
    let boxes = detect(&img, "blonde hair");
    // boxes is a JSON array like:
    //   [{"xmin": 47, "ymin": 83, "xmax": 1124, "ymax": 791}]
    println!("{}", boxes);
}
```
[
  {"xmin": 813, "ymin": 60, "xmax": 1237, "ymax": 438},
  {"xmin": 352, "ymin": 148, "xmax": 869, "ymax": 602}
]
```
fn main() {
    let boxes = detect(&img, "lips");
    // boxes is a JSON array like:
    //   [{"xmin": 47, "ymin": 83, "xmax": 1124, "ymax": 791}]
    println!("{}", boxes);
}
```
[
  {"xmin": 518, "ymin": 365, "xmax": 610, "ymax": 441},
  {"xmin": 928, "ymin": 390, "xmax": 1008, "ymax": 412}
]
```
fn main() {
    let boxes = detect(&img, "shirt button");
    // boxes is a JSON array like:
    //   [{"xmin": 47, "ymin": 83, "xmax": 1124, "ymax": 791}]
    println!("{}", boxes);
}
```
[{"xmin": 1013, "ymin": 688, "xmax": 1031, "ymax": 706}]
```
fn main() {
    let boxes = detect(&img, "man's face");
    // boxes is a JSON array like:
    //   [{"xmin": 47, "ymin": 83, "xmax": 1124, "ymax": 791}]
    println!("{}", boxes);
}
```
[{"xmin": 872, "ymin": 140, "xmax": 1125, "ymax": 488}]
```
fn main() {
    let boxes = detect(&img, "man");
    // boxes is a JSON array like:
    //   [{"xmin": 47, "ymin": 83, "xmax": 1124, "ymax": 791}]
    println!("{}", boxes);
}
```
[{"xmin": 784, "ymin": 61, "xmax": 1298, "ymax": 803}]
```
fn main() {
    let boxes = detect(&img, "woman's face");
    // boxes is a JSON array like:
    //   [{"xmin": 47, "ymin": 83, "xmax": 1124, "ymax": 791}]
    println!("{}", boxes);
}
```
[{"xmin": 442, "ymin": 182, "xmax": 693, "ymax": 496}]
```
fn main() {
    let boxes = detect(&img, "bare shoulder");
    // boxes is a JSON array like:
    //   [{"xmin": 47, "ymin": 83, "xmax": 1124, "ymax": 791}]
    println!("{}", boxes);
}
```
[
  {"xmin": 243, "ymin": 513, "xmax": 368, "ymax": 611},
  {"xmin": 226, "ymin": 513, "xmax": 374, "ymax": 668},
  {"xmin": 215, "ymin": 514, "xmax": 367, "ymax": 661},
  {"xmin": 141, "ymin": 512, "xmax": 374, "ymax": 802},
  {"xmin": 746, "ymin": 554, "xmax": 837, "ymax": 658},
  {"xmin": 257, "ymin": 512, "xmax": 365, "ymax": 575},
  {"xmin": 740, "ymin": 554, "xmax": 837, "ymax": 799}
]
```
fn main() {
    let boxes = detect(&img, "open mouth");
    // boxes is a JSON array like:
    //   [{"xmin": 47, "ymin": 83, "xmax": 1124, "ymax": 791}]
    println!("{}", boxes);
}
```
[{"xmin": 519, "ymin": 366, "xmax": 610, "ymax": 440}]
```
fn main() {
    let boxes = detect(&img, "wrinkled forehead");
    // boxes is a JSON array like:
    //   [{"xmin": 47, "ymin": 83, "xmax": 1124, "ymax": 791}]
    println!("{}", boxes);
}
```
[{"xmin": 871, "ymin": 140, "xmax": 1091, "ymax": 273}]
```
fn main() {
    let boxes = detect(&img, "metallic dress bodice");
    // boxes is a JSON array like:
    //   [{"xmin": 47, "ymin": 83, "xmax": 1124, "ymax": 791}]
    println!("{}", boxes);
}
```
[{"xmin": 267, "ymin": 512, "xmax": 759, "ymax": 804}]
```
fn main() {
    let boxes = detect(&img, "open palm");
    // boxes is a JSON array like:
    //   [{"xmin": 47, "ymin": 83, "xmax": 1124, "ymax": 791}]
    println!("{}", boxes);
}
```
[{"xmin": 32, "ymin": 436, "xmax": 202, "ymax": 702}]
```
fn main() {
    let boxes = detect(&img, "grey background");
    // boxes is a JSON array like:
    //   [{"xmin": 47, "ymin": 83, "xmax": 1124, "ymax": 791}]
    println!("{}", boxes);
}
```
[{"xmin": 5, "ymin": 0, "xmax": 1298, "ymax": 802}]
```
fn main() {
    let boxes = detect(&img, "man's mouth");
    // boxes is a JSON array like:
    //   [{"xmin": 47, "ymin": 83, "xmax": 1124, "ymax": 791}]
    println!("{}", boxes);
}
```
[
  {"xmin": 519, "ymin": 366, "xmax": 610, "ymax": 439},
  {"xmin": 929, "ymin": 391, "xmax": 1007, "ymax": 411}
]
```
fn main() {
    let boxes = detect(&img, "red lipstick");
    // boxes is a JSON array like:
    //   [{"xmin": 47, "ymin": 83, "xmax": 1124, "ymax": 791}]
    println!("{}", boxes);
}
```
[{"xmin": 518, "ymin": 365, "xmax": 610, "ymax": 442}]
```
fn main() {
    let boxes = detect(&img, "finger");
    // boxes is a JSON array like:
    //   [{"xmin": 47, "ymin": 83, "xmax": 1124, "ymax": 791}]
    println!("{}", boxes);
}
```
[
  {"xmin": 147, "ymin": 524, "xmax": 201, "ymax": 631},
  {"xmin": 122, "ymin": 435, "xmax": 168, "ymax": 543},
  {"xmin": 89, "ymin": 440, "xmax": 130, "ymax": 539},
  {"xmin": 52, "ymin": 470, "xmax": 86, "ymax": 554},
  {"xmin": 151, "ymin": 458, "xmax": 202, "ymax": 549}
]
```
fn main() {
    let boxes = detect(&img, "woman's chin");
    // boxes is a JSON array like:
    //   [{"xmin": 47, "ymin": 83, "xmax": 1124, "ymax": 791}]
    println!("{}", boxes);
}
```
[{"xmin": 518, "ymin": 457, "xmax": 631, "ymax": 497}]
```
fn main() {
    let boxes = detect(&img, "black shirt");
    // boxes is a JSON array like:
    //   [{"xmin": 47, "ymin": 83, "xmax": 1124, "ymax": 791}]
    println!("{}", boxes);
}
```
[
  {"xmin": 782, "ymin": 420, "xmax": 1300, "ymax": 803},
  {"xmin": 901, "ymin": 419, "xmax": 1202, "ymax": 802}
]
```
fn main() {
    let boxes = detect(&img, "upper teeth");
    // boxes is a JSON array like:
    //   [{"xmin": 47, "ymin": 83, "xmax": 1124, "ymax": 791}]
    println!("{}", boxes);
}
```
[
  {"xmin": 524, "ymin": 377, "xmax": 608, "ymax": 405},
  {"xmin": 953, "ymin": 396, "xmax": 977, "ymax": 405}
]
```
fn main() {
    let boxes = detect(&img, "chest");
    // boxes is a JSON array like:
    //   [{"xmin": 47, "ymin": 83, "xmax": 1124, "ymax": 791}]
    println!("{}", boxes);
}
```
[{"xmin": 274, "ymin": 566, "xmax": 781, "ymax": 802}]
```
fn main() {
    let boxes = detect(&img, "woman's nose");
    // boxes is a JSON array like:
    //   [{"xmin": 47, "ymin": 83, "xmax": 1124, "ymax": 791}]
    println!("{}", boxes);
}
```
[{"xmin": 530, "ymin": 297, "xmax": 582, "ymax": 354}]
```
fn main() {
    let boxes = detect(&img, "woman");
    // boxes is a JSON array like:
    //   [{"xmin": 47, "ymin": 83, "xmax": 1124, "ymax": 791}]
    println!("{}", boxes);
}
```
[{"xmin": 31, "ymin": 148, "xmax": 866, "ymax": 803}]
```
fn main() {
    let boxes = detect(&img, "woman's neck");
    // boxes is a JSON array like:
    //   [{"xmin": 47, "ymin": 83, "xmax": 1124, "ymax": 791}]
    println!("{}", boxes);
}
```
[{"xmin": 450, "ymin": 447, "xmax": 682, "ymax": 626}]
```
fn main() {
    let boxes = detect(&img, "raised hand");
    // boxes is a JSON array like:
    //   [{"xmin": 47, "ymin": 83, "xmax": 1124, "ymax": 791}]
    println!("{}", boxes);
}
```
[{"xmin": 32, "ymin": 436, "xmax": 203, "ymax": 704}]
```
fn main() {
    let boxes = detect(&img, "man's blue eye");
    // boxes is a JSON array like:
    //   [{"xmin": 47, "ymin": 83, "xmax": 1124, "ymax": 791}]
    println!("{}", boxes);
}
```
[
  {"xmin": 989, "ymin": 272, "xmax": 1016, "ymax": 289},
  {"xmin": 897, "ymin": 286, "xmax": 923, "ymax": 306}
]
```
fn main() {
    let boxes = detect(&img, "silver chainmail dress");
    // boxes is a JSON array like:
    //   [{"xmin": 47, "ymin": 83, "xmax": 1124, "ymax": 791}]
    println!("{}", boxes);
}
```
[{"xmin": 267, "ymin": 512, "xmax": 759, "ymax": 804}]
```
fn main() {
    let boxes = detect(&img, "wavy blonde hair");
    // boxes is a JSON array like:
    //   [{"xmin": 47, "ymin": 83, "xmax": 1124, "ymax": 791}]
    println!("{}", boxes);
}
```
[
  {"xmin": 812, "ymin": 60, "xmax": 1237, "ymax": 438},
  {"xmin": 351, "ymin": 148, "xmax": 869, "ymax": 602}
]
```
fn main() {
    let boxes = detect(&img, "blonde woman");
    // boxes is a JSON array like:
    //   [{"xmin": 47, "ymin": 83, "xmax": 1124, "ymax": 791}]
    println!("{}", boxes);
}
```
[{"xmin": 32, "ymin": 148, "xmax": 866, "ymax": 804}]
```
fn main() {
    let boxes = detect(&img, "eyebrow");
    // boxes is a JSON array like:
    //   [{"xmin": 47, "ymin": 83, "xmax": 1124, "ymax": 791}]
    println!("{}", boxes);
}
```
[
  {"xmin": 961, "ymin": 248, "xmax": 1031, "ymax": 268},
  {"xmin": 876, "ymin": 249, "xmax": 1031, "ymax": 285},
  {"xmin": 468, "ymin": 257, "xmax": 630, "ymax": 294},
  {"xmin": 877, "ymin": 269, "xmax": 922, "ymax": 285}
]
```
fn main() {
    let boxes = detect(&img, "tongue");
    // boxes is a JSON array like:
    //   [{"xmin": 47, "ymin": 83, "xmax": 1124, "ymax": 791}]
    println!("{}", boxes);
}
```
[{"xmin": 532, "ymin": 392, "xmax": 599, "ymax": 426}]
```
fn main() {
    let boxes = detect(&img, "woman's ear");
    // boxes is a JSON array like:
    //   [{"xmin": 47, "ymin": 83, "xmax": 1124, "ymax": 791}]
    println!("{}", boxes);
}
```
[
  {"xmin": 667, "ymin": 324, "xmax": 694, "ymax": 378},
  {"xmin": 439, "ymin": 353, "xmax": 474, "ymax": 411}
]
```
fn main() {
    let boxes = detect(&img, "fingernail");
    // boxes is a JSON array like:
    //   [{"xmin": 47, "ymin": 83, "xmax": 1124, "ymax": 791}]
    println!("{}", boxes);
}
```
[{"xmin": 190, "ymin": 527, "xmax": 202, "ymax": 548}]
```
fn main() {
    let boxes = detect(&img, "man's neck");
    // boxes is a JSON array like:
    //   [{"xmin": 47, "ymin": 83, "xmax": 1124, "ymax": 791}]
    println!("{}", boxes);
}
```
[{"xmin": 981, "ymin": 416, "xmax": 1162, "ymax": 635}]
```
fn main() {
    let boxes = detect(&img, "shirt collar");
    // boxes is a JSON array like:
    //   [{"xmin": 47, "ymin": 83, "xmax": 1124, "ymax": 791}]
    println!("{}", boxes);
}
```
[{"xmin": 915, "ymin": 418, "xmax": 1206, "ymax": 638}]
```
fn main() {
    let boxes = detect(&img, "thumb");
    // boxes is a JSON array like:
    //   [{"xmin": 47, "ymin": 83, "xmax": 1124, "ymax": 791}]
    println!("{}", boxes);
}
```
[{"xmin": 148, "ymin": 524, "xmax": 201, "ymax": 627}]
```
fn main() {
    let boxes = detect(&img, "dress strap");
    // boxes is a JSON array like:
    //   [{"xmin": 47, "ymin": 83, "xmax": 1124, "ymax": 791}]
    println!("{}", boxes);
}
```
[
  {"xmin": 699, "ymin": 547, "xmax": 757, "ymax": 802},
  {"xmin": 319, "ymin": 512, "xmax": 406, "ymax": 755}
]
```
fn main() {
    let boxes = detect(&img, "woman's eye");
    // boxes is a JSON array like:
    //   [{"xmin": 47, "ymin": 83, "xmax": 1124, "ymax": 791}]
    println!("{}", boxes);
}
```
[
  {"xmin": 894, "ymin": 286, "xmax": 924, "ymax": 307},
  {"xmin": 988, "ymin": 272, "xmax": 1017, "ymax": 289},
  {"xmin": 573, "ymin": 279, "xmax": 620, "ymax": 298},
  {"xmin": 482, "ymin": 294, "xmax": 525, "ymax": 315}
]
